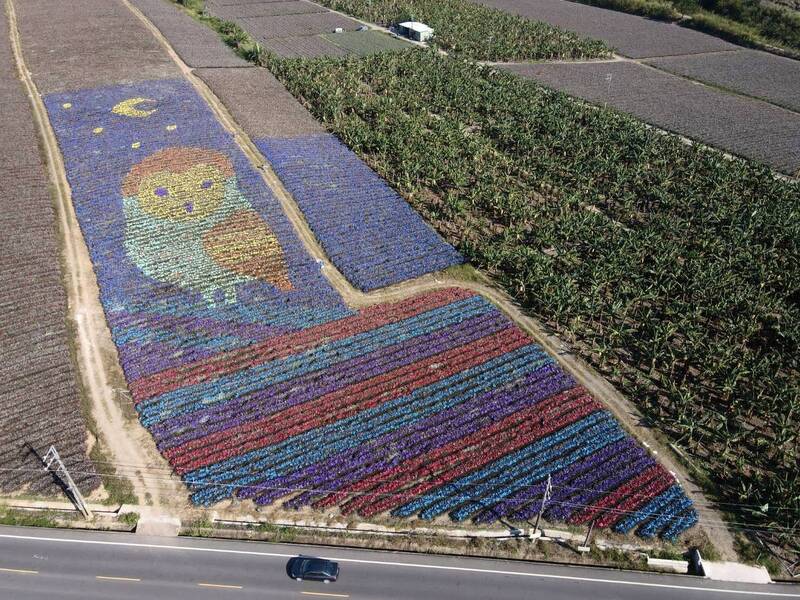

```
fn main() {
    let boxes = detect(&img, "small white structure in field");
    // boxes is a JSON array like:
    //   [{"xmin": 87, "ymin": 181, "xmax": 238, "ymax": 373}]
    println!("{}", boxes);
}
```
[{"xmin": 397, "ymin": 21, "xmax": 434, "ymax": 42}]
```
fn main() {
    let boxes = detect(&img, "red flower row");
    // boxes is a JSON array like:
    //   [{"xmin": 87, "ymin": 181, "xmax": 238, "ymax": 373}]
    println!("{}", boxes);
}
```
[
  {"xmin": 131, "ymin": 287, "xmax": 474, "ymax": 402},
  {"xmin": 167, "ymin": 327, "xmax": 528, "ymax": 473},
  {"xmin": 343, "ymin": 389, "xmax": 598, "ymax": 517}
]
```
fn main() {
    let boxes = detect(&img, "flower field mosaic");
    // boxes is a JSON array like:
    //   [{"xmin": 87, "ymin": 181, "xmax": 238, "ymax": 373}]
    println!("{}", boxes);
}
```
[
  {"xmin": 44, "ymin": 77, "xmax": 697, "ymax": 540},
  {"xmin": 257, "ymin": 134, "xmax": 463, "ymax": 291}
]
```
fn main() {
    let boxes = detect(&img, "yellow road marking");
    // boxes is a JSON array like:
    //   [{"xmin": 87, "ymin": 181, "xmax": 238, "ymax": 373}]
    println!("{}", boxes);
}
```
[
  {"xmin": 0, "ymin": 567, "xmax": 37, "ymax": 575},
  {"xmin": 96, "ymin": 575, "xmax": 141, "ymax": 582},
  {"xmin": 198, "ymin": 582, "xmax": 243, "ymax": 589},
  {"xmin": 300, "ymin": 592, "xmax": 350, "ymax": 598}
]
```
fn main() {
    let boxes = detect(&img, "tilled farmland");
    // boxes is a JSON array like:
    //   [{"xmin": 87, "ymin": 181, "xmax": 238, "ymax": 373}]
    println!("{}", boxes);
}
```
[{"xmin": 0, "ymin": 11, "xmax": 99, "ymax": 495}]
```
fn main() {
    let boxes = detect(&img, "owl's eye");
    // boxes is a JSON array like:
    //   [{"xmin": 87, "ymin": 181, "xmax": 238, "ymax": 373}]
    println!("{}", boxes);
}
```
[
  {"xmin": 154, "ymin": 186, "xmax": 169, "ymax": 197},
  {"xmin": 200, "ymin": 179, "xmax": 214, "ymax": 190}
]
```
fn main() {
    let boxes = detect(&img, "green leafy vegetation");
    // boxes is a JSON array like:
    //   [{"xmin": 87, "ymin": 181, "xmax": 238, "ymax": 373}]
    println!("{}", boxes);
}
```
[
  {"xmin": 687, "ymin": 0, "xmax": 800, "ymax": 50},
  {"xmin": 575, "ymin": 0, "xmax": 800, "ymax": 55},
  {"xmin": 169, "ymin": 0, "xmax": 799, "ymax": 559},
  {"xmin": 566, "ymin": 0, "xmax": 681, "ymax": 20},
  {"xmin": 255, "ymin": 522, "xmax": 298, "ymax": 542},
  {"xmin": 262, "ymin": 49, "xmax": 799, "ymax": 550},
  {"xmin": 649, "ymin": 546, "xmax": 687, "ymax": 560},
  {"xmin": 0, "ymin": 506, "xmax": 59, "ymax": 528},
  {"xmin": 735, "ymin": 534, "xmax": 785, "ymax": 577},
  {"xmin": 589, "ymin": 545, "xmax": 641, "ymax": 568},
  {"xmin": 89, "ymin": 444, "xmax": 138, "ymax": 506},
  {"xmin": 118, "ymin": 512, "xmax": 140, "ymax": 527},
  {"xmin": 181, "ymin": 517, "xmax": 214, "ymax": 537},
  {"xmin": 311, "ymin": 0, "xmax": 610, "ymax": 60}
]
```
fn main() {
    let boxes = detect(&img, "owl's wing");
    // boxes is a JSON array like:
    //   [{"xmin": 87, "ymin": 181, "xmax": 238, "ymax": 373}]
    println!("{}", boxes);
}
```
[{"xmin": 202, "ymin": 209, "xmax": 293, "ymax": 291}]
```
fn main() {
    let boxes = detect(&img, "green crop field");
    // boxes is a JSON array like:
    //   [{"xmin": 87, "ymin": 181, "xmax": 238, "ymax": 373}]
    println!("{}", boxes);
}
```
[
  {"xmin": 172, "ymin": 0, "xmax": 799, "ymax": 564},
  {"xmin": 264, "ymin": 49, "xmax": 800, "ymax": 554},
  {"xmin": 311, "ymin": 0, "xmax": 610, "ymax": 60},
  {"xmin": 570, "ymin": 0, "xmax": 800, "ymax": 55}
]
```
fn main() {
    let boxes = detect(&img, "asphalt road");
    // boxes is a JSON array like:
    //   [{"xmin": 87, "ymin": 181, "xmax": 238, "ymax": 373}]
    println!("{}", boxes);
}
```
[{"xmin": 0, "ymin": 526, "xmax": 798, "ymax": 599}]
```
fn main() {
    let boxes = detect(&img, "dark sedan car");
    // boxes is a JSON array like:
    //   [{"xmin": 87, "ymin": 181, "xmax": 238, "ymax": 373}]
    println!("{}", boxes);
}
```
[{"xmin": 287, "ymin": 557, "xmax": 340, "ymax": 583}]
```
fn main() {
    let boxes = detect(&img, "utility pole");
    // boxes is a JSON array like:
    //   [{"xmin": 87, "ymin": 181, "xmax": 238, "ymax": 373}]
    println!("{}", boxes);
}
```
[
  {"xmin": 528, "ymin": 474, "xmax": 552, "ymax": 540},
  {"xmin": 533, "ymin": 474, "xmax": 552, "ymax": 535},
  {"xmin": 42, "ymin": 446, "xmax": 93, "ymax": 519},
  {"xmin": 578, "ymin": 519, "xmax": 595, "ymax": 553}
]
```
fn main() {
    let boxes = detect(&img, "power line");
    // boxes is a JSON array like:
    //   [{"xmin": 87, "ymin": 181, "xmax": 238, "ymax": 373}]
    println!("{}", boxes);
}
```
[
  {"xmin": 81, "ymin": 458, "xmax": 800, "ymax": 513},
  {"xmin": 4, "ymin": 453, "xmax": 799, "ymax": 515},
  {"xmin": 5, "ymin": 463, "xmax": 798, "ymax": 536}
]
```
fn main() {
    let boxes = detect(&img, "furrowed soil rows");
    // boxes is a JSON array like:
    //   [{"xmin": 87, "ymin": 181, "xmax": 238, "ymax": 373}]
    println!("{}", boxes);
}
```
[{"xmin": 0, "ymin": 3, "xmax": 99, "ymax": 496}]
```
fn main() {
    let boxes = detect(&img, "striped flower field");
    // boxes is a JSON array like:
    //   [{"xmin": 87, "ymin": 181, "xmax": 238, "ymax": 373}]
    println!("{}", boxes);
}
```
[
  {"xmin": 133, "ymin": 288, "xmax": 697, "ymax": 540},
  {"xmin": 44, "ymin": 77, "xmax": 697, "ymax": 541}
]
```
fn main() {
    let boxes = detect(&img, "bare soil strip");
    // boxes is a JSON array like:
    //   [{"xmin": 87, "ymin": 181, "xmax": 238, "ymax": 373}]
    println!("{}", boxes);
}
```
[{"xmin": 0, "ymin": 2, "xmax": 99, "ymax": 497}]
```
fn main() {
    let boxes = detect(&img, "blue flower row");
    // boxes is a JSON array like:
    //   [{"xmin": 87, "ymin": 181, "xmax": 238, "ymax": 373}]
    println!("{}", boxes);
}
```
[
  {"xmin": 138, "ymin": 295, "xmax": 489, "ymax": 426},
  {"xmin": 394, "ymin": 411, "xmax": 611, "ymax": 518},
  {"xmin": 188, "ymin": 346, "xmax": 547, "ymax": 505},
  {"xmin": 257, "ymin": 134, "xmax": 463, "ymax": 291},
  {"xmin": 447, "ymin": 420, "xmax": 625, "ymax": 521}
]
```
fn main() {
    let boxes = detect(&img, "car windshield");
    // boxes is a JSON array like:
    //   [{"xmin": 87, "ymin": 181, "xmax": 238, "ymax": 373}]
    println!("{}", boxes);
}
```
[{"xmin": 307, "ymin": 559, "xmax": 332, "ymax": 575}]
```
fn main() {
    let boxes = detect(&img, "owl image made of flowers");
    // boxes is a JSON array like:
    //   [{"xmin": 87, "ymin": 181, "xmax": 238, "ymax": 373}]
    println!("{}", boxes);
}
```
[{"xmin": 122, "ymin": 147, "xmax": 293, "ymax": 306}]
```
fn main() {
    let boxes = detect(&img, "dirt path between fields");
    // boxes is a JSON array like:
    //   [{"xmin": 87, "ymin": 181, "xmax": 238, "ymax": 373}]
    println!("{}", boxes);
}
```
[{"xmin": 6, "ymin": 0, "xmax": 184, "ymax": 512}]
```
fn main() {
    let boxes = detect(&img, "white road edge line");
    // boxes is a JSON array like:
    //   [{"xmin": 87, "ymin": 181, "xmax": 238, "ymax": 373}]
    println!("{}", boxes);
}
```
[{"xmin": 0, "ymin": 533, "xmax": 797, "ymax": 597}]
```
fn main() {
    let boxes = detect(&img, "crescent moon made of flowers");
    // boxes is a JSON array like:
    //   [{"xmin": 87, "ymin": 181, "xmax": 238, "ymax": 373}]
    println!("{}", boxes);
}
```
[{"xmin": 112, "ymin": 97, "xmax": 157, "ymax": 118}]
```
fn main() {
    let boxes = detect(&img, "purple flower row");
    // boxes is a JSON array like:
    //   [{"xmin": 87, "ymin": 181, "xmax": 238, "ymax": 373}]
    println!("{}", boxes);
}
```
[{"xmin": 257, "ymin": 134, "xmax": 463, "ymax": 291}]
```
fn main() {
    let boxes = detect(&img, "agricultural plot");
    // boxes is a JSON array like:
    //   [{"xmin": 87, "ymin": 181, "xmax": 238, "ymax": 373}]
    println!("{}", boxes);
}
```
[
  {"xmin": 310, "ymin": 0, "xmax": 611, "ymax": 60},
  {"xmin": 0, "ymin": 189, "xmax": 100, "ymax": 495},
  {"xmin": 257, "ymin": 134, "xmax": 463, "ymax": 291},
  {"xmin": 202, "ymin": 0, "xmax": 415, "ymax": 59},
  {"xmin": 0, "ymin": 21, "xmax": 99, "ymax": 495},
  {"xmin": 43, "ymin": 76, "xmax": 696, "ymax": 540},
  {"xmin": 266, "ymin": 49, "xmax": 800, "ymax": 545}
]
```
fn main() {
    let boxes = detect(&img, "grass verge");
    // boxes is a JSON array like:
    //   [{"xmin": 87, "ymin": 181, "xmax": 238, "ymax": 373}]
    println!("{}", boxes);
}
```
[
  {"xmin": 118, "ymin": 511, "xmax": 140, "ymax": 527},
  {"xmin": 569, "ymin": 0, "xmax": 800, "ymax": 56},
  {"xmin": 575, "ymin": 0, "xmax": 681, "ymax": 20},
  {"xmin": 0, "ymin": 506, "xmax": 60, "ymax": 528},
  {"xmin": 180, "ymin": 519, "xmax": 700, "ymax": 571},
  {"xmin": 89, "ymin": 443, "xmax": 138, "ymax": 506}
]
